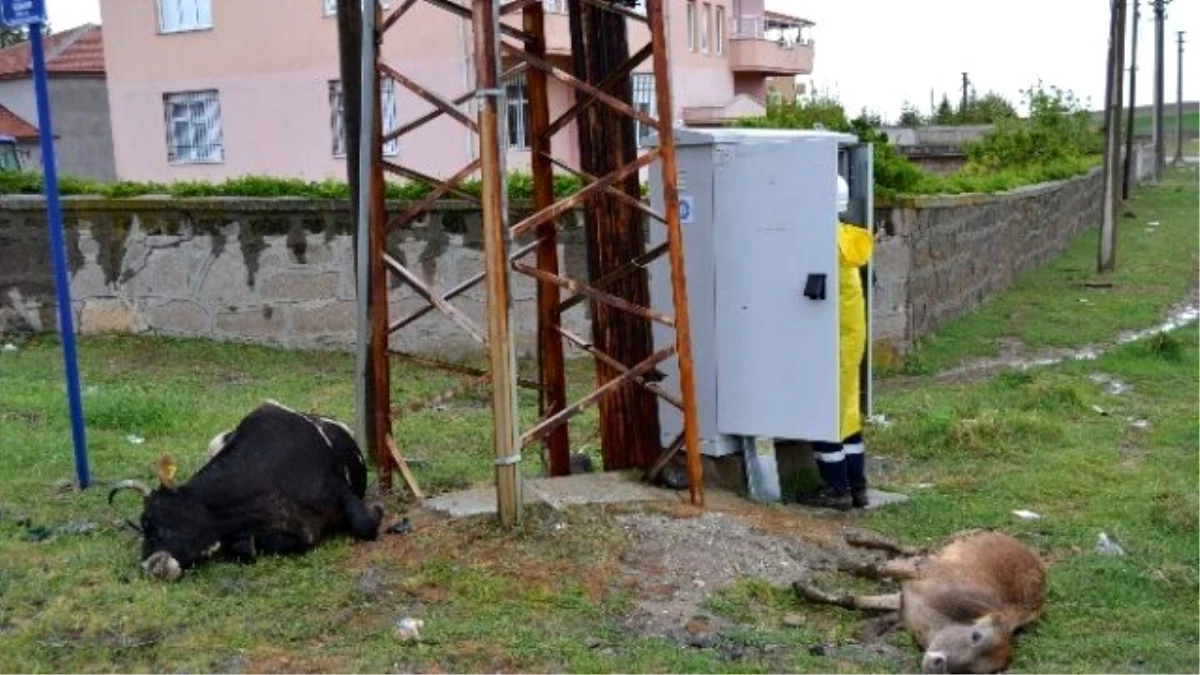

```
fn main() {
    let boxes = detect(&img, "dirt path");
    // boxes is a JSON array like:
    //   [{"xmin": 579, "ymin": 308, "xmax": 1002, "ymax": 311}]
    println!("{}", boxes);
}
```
[{"xmin": 877, "ymin": 290, "xmax": 1199, "ymax": 393}]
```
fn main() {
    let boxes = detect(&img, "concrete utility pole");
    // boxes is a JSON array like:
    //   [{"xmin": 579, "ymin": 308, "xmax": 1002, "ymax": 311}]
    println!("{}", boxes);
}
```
[
  {"xmin": 1122, "ymin": 0, "xmax": 1140, "ymax": 199},
  {"xmin": 1099, "ymin": 0, "xmax": 1127, "ymax": 274},
  {"xmin": 1152, "ymin": 0, "xmax": 1168, "ymax": 179},
  {"xmin": 1176, "ymin": 30, "xmax": 1186, "ymax": 163}
]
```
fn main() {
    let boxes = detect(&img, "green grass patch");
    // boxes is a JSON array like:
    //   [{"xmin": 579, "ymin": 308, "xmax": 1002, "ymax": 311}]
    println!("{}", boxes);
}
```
[{"xmin": 862, "ymin": 324, "xmax": 1199, "ymax": 673}]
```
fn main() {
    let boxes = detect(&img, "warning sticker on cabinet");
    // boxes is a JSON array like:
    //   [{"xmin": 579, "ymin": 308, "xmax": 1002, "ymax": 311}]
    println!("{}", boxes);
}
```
[{"xmin": 679, "ymin": 195, "xmax": 694, "ymax": 224}]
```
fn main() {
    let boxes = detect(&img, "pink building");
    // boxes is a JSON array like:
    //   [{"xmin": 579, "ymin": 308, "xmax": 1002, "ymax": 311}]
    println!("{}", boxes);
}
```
[{"xmin": 99, "ymin": 0, "xmax": 813, "ymax": 183}]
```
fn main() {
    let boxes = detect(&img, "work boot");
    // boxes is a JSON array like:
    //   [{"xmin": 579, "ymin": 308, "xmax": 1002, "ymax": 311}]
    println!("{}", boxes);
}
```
[
  {"xmin": 851, "ymin": 488, "xmax": 870, "ymax": 509},
  {"xmin": 843, "ymin": 433, "xmax": 868, "ymax": 509},
  {"xmin": 794, "ymin": 485, "xmax": 853, "ymax": 512},
  {"xmin": 804, "ymin": 441, "xmax": 853, "ymax": 511}
]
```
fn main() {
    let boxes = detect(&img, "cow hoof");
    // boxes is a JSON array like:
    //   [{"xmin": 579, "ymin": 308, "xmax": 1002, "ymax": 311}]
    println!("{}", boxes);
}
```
[
  {"xmin": 387, "ymin": 517, "xmax": 412, "ymax": 535},
  {"xmin": 141, "ymin": 551, "xmax": 182, "ymax": 582}
]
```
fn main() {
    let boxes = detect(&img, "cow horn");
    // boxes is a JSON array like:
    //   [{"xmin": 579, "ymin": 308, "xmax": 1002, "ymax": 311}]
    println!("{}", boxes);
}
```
[
  {"xmin": 154, "ymin": 454, "xmax": 178, "ymax": 489},
  {"xmin": 108, "ymin": 479, "xmax": 152, "ymax": 504}
]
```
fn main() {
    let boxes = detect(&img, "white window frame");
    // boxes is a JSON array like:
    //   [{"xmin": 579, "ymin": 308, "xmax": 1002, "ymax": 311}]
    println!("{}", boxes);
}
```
[
  {"xmin": 329, "ymin": 79, "xmax": 400, "ymax": 157},
  {"xmin": 715, "ymin": 5, "xmax": 725, "ymax": 55},
  {"xmin": 700, "ymin": 2, "xmax": 711, "ymax": 54},
  {"xmin": 504, "ymin": 73, "xmax": 531, "ymax": 150},
  {"xmin": 632, "ymin": 73, "xmax": 657, "ymax": 149},
  {"xmin": 157, "ymin": 0, "xmax": 212, "ymax": 34},
  {"xmin": 686, "ymin": 0, "xmax": 695, "ymax": 52},
  {"xmin": 163, "ymin": 90, "xmax": 224, "ymax": 164},
  {"xmin": 324, "ymin": 0, "xmax": 393, "ymax": 17}
]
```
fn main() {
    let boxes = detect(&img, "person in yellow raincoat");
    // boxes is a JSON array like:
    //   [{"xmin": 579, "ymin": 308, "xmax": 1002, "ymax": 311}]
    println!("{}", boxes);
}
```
[{"xmin": 796, "ymin": 174, "xmax": 873, "ymax": 511}]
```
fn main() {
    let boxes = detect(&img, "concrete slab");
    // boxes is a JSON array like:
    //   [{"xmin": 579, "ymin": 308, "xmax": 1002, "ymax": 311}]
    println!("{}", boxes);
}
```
[
  {"xmin": 422, "ymin": 486, "xmax": 541, "ymax": 518},
  {"xmin": 861, "ymin": 488, "xmax": 909, "ymax": 510},
  {"xmin": 528, "ymin": 470, "xmax": 678, "ymax": 510},
  {"xmin": 421, "ymin": 470, "xmax": 678, "ymax": 518}
]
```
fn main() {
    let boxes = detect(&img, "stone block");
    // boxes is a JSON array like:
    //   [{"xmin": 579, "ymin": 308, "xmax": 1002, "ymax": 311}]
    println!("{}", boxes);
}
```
[
  {"xmin": 215, "ymin": 305, "xmax": 287, "ymax": 339},
  {"xmin": 195, "ymin": 248, "xmax": 256, "ymax": 303},
  {"xmin": 290, "ymin": 301, "xmax": 355, "ymax": 337},
  {"xmin": 126, "ymin": 243, "xmax": 193, "ymax": 298},
  {"xmin": 259, "ymin": 271, "xmax": 340, "ymax": 301},
  {"xmin": 145, "ymin": 299, "xmax": 210, "ymax": 334},
  {"xmin": 78, "ymin": 299, "xmax": 139, "ymax": 334}
]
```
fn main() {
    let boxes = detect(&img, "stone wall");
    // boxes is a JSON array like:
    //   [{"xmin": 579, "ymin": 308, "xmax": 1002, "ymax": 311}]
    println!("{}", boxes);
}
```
[
  {"xmin": 0, "ymin": 197, "xmax": 591, "ymax": 359},
  {"xmin": 0, "ymin": 150, "xmax": 1154, "ymax": 357},
  {"xmin": 868, "ymin": 140, "xmax": 1158, "ymax": 360},
  {"xmin": 870, "ymin": 168, "xmax": 1103, "ymax": 357}
]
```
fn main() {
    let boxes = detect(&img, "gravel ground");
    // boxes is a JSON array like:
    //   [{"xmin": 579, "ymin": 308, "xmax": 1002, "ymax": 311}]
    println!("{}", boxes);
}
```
[{"xmin": 611, "ymin": 507, "xmax": 854, "ymax": 642}]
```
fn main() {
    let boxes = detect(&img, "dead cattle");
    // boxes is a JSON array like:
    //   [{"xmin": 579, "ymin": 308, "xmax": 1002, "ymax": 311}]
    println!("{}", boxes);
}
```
[
  {"xmin": 109, "ymin": 400, "xmax": 384, "ymax": 581},
  {"xmin": 793, "ymin": 528, "xmax": 1047, "ymax": 674}
]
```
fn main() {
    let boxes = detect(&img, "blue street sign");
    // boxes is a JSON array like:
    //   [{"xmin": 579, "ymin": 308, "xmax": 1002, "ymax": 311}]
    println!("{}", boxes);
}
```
[{"xmin": 0, "ymin": 0, "xmax": 46, "ymax": 27}]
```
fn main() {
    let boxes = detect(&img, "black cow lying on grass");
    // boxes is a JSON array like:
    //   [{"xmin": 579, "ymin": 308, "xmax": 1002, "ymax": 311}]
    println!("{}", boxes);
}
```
[{"xmin": 109, "ymin": 400, "xmax": 384, "ymax": 581}]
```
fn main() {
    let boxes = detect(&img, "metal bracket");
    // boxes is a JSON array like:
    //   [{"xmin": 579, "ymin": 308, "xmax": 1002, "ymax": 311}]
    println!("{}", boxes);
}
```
[
  {"xmin": 476, "ymin": 88, "xmax": 505, "ymax": 99},
  {"xmin": 493, "ymin": 453, "xmax": 523, "ymax": 466}
]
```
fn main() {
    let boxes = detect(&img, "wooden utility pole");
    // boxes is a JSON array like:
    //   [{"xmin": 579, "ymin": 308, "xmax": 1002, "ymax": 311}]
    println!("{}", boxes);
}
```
[
  {"xmin": 525, "ymin": 0, "xmax": 570, "ymax": 476},
  {"xmin": 1175, "ymin": 30, "xmax": 1186, "ymax": 164},
  {"xmin": 1122, "ymin": 0, "xmax": 1140, "ymax": 200},
  {"xmin": 1099, "ymin": 0, "xmax": 1127, "ymax": 274},
  {"xmin": 1152, "ymin": 0, "xmax": 1168, "ymax": 179},
  {"xmin": 960, "ymin": 72, "xmax": 969, "ymax": 113},
  {"xmin": 567, "ymin": 0, "xmax": 663, "ymax": 471}
]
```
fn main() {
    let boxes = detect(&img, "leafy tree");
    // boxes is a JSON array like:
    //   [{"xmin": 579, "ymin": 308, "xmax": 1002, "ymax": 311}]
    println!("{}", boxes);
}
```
[
  {"xmin": 956, "ymin": 91, "xmax": 1018, "ymax": 125},
  {"xmin": 0, "ymin": 23, "xmax": 51, "ymax": 48},
  {"xmin": 934, "ymin": 94, "xmax": 956, "ymax": 125},
  {"xmin": 898, "ymin": 101, "xmax": 924, "ymax": 127}
]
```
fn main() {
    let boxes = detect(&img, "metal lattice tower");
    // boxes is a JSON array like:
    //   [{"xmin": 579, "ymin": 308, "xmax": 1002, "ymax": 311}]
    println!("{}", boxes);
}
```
[{"xmin": 338, "ymin": 0, "xmax": 703, "ymax": 526}]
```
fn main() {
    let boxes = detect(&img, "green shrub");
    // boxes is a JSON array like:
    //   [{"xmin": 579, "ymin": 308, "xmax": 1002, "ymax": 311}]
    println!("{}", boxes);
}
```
[
  {"xmin": 0, "ymin": 171, "xmax": 592, "ymax": 202},
  {"xmin": 734, "ymin": 84, "xmax": 1101, "ymax": 197},
  {"xmin": 733, "ymin": 97, "xmax": 929, "ymax": 197},
  {"xmin": 965, "ymin": 82, "xmax": 1101, "ymax": 171}
]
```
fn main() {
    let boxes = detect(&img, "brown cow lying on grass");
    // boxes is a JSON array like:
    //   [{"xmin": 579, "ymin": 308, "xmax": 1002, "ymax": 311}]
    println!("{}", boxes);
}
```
[{"xmin": 794, "ymin": 528, "xmax": 1047, "ymax": 674}]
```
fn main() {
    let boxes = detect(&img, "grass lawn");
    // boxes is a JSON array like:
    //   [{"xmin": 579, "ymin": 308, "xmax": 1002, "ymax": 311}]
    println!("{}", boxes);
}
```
[
  {"xmin": 891, "ymin": 163, "xmax": 1199, "ymax": 376},
  {"xmin": 1132, "ymin": 111, "xmax": 1199, "ymax": 139},
  {"xmin": 0, "ymin": 169, "xmax": 1196, "ymax": 673}
]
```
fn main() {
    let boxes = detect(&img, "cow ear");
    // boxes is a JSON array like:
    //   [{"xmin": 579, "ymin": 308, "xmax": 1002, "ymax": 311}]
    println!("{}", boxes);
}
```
[{"xmin": 154, "ymin": 454, "xmax": 179, "ymax": 489}]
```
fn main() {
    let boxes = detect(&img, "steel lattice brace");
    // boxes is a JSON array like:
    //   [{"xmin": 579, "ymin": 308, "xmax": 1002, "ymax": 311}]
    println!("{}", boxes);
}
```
[{"xmin": 340, "ymin": 0, "xmax": 703, "ymax": 526}]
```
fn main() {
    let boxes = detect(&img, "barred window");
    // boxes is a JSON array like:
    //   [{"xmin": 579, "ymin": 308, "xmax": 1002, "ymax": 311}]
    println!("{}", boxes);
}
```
[
  {"xmin": 163, "ymin": 90, "xmax": 223, "ymax": 164},
  {"xmin": 329, "ymin": 79, "xmax": 400, "ymax": 157},
  {"xmin": 158, "ymin": 0, "xmax": 212, "ymax": 33},
  {"xmin": 632, "ymin": 73, "xmax": 657, "ymax": 148},
  {"xmin": 504, "ymin": 73, "xmax": 531, "ymax": 149},
  {"xmin": 323, "ymin": 0, "xmax": 392, "ymax": 16}
]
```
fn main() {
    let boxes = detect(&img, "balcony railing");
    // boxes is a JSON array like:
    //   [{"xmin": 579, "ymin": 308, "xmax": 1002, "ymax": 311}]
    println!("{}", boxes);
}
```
[
  {"xmin": 541, "ymin": 0, "xmax": 646, "ymax": 15},
  {"xmin": 730, "ymin": 14, "xmax": 813, "ymax": 47}
]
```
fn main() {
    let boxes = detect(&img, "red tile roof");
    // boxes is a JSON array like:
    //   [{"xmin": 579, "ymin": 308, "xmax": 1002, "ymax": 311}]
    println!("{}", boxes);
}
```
[
  {"xmin": 0, "ymin": 24, "xmax": 104, "ymax": 81},
  {"xmin": 0, "ymin": 103, "xmax": 39, "ymax": 140}
]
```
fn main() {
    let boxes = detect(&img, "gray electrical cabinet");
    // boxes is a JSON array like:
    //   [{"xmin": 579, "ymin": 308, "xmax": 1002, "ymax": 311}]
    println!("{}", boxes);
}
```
[{"xmin": 646, "ymin": 128, "xmax": 874, "ymax": 475}]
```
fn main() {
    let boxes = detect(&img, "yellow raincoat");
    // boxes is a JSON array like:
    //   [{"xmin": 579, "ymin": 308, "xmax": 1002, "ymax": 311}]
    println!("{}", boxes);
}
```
[{"xmin": 837, "ymin": 222, "xmax": 872, "ymax": 440}]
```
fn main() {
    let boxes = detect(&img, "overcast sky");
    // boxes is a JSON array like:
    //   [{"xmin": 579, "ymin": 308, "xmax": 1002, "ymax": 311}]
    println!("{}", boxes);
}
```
[{"xmin": 49, "ymin": 0, "xmax": 1198, "ymax": 121}]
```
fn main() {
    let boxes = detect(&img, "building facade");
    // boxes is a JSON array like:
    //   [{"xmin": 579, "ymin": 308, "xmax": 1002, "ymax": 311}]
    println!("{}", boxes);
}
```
[
  {"xmin": 0, "ymin": 24, "xmax": 116, "ymax": 181},
  {"xmin": 99, "ymin": 0, "xmax": 813, "ymax": 183}
]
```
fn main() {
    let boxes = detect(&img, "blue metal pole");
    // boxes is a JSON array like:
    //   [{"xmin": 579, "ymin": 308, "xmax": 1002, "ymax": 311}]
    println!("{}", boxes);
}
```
[{"xmin": 29, "ymin": 22, "xmax": 90, "ymax": 488}]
